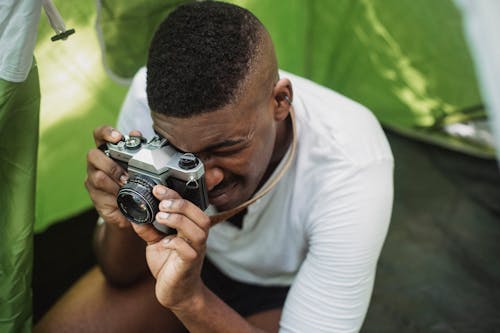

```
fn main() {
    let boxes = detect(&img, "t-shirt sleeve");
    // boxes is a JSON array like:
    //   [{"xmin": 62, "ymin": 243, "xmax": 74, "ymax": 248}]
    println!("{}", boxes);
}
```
[
  {"xmin": 116, "ymin": 66, "xmax": 155, "ymax": 138},
  {"xmin": 280, "ymin": 158, "xmax": 394, "ymax": 333}
]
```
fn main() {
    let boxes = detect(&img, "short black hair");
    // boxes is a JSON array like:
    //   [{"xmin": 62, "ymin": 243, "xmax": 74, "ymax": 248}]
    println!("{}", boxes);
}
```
[{"xmin": 147, "ymin": 1, "xmax": 265, "ymax": 117}]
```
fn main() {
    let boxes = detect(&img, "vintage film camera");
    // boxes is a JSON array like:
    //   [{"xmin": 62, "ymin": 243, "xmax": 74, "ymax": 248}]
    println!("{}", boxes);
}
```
[{"xmin": 101, "ymin": 135, "xmax": 208, "ymax": 234}]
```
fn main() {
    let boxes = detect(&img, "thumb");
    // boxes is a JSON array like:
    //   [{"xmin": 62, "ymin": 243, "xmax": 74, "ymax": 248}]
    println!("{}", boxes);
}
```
[{"xmin": 131, "ymin": 222, "xmax": 165, "ymax": 245}]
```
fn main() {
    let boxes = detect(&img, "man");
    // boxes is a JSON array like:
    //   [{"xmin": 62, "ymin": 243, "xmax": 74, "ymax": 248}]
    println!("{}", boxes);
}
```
[{"xmin": 36, "ymin": 2, "xmax": 393, "ymax": 332}]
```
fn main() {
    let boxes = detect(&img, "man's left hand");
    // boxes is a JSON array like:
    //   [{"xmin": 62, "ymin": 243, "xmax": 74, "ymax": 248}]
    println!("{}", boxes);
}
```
[{"xmin": 131, "ymin": 184, "xmax": 211, "ymax": 311}]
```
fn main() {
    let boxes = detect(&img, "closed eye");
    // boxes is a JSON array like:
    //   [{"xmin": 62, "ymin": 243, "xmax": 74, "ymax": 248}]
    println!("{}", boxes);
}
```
[{"xmin": 212, "ymin": 146, "xmax": 246, "ymax": 157}]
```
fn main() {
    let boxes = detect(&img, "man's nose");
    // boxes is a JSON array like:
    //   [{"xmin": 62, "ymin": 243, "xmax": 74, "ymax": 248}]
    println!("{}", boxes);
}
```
[{"xmin": 204, "ymin": 166, "xmax": 224, "ymax": 191}]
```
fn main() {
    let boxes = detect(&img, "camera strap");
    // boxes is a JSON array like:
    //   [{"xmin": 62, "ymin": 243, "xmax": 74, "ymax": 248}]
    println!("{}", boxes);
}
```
[
  {"xmin": 209, "ymin": 107, "xmax": 298, "ymax": 226},
  {"xmin": 42, "ymin": 0, "xmax": 75, "ymax": 41}
]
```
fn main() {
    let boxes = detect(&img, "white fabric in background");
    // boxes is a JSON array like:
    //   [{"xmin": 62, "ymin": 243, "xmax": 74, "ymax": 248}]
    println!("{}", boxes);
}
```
[
  {"xmin": 454, "ymin": 0, "xmax": 500, "ymax": 162},
  {"xmin": 0, "ymin": 0, "xmax": 42, "ymax": 82}
]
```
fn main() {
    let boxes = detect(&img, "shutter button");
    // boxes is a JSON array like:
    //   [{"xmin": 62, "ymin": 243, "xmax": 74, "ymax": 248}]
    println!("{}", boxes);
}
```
[{"xmin": 179, "ymin": 153, "xmax": 199, "ymax": 170}]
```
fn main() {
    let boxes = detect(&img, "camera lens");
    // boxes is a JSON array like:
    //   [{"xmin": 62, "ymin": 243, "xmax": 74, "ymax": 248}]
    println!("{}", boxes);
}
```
[{"xmin": 117, "ymin": 176, "xmax": 159, "ymax": 224}]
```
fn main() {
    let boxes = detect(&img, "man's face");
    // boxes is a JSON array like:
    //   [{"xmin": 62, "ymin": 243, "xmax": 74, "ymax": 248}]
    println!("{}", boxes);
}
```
[{"xmin": 152, "ymin": 84, "xmax": 278, "ymax": 212}]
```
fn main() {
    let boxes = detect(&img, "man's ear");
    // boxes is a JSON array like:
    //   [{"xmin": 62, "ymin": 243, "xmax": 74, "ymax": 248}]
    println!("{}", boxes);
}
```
[{"xmin": 272, "ymin": 78, "xmax": 293, "ymax": 121}]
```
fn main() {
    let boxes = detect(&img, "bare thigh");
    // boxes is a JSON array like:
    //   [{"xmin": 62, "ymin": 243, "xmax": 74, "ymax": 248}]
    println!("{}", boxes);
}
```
[
  {"xmin": 35, "ymin": 266, "xmax": 284, "ymax": 333},
  {"xmin": 246, "ymin": 308, "xmax": 283, "ymax": 333},
  {"xmin": 34, "ymin": 266, "xmax": 186, "ymax": 333}
]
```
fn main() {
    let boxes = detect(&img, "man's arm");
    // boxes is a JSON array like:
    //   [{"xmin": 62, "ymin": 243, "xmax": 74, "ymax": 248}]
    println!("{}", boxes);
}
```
[
  {"xmin": 93, "ymin": 219, "xmax": 148, "ymax": 286},
  {"xmin": 281, "ymin": 159, "xmax": 393, "ymax": 332},
  {"xmin": 90, "ymin": 67, "xmax": 154, "ymax": 285},
  {"xmin": 85, "ymin": 126, "xmax": 149, "ymax": 285}
]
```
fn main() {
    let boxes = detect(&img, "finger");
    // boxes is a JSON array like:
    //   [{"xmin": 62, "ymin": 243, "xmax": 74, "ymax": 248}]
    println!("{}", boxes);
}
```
[
  {"xmin": 131, "ymin": 222, "xmax": 168, "ymax": 245},
  {"xmin": 84, "ymin": 180, "xmax": 119, "ymax": 208},
  {"xmin": 86, "ymin": 164, "xmax": 121, "ymax": 194},
  {"xmin": 93, "ymin": 125, "xmax": 123, "ymax": 147},
  {"xmin": 100, "ymin": 210, "xmax": 131, "ymax": 228},
  {"xmin": 153, "ymin": 185, "xmax": 182, "ymax": 200},
  {"xmin": 153, "ymin": 185, "xmax": 210, "ymax": 232},
  {"xmin": 87, "ymin": 148, "xmax": 128, "ymax": 186},
  {"xmin": 153, "ymin": 185, "xmax": 209, "ymax": 251},
  {"xmin": 155, "ymin": 211, "xmax": 207, "ymax": 251},
  {"xmin": 128, "ymin": 130, "xmax": 143, "ymax": 137},
  {"xmin": 84, "ymin": 184, "xmax": 130, "ymax": 227},
  {"xmin": 157, "ymin": 196, "xmax": 211, "ymax": 232},
  {"xmin": 161, "ymin": 237, "xmax": 199, "ymax": 263}
]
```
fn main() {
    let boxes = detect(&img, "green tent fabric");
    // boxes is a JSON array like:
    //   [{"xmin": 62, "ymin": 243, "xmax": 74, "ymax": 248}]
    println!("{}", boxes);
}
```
[
  {"xmin": 0, "ymin": 63, "xmax": 40, "ymax": 333},
  {"xmin": 34, "ymin": 1, "xmax": 129, "ymax": 233},
  {"xmin": 96, "ymin": 0, "xmax": 188, "ymax": 82},
  {"xmin": 250, "ymin": 0, "xmax": 490, "ymax": 158}
]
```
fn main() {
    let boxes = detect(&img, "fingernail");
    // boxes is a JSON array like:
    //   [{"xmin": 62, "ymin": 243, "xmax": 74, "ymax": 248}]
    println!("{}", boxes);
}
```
[
  {"xmin": 158, "ymin": 212, "xmax": 169, "ymax": 220},
  {"xmin": 120, "ymin": 174, "xmax": 128, "ymax": 183},
  {"xmin": 162, "ymin": 238, "xmax": 171, "ymax": 246},
  {"xmin": 161, "ymin": 200, "xmax": 172, "ymax": 209},
  {"xmin": 156, "ymin": 186, "xmax": 166, "ymax": 195},
  {"xmin": 111, "ymin": 130, "xmax": 120, "ymax": 139}
]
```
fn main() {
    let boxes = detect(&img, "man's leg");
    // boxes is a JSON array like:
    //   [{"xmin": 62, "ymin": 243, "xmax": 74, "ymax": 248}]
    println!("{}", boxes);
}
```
[
  {"xmin": 35, "ymin": 260, "xmax": 285, "ymax": 332},
  {"xmin": 34, "ymin": 266, "xmax": 187, "ymax": 333},
  {"xmin": 247, "ymin": 309, "xmax": 282, "ymax": 333}
]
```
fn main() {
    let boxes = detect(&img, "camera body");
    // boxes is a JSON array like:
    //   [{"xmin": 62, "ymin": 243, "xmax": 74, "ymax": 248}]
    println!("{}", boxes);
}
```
[{"xmin": 102, "ymin": 135, "xmax": 208, "ymax": 234}]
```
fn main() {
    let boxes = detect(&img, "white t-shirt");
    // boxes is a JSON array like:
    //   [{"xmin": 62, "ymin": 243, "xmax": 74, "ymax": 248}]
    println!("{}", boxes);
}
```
[
  {"xmin": 118, "ymin": 67, "xmax": 394, "ymax": 332},
  {"xmin": 0, "ymin": 0, "xmax": 42, "ymax": 82}
]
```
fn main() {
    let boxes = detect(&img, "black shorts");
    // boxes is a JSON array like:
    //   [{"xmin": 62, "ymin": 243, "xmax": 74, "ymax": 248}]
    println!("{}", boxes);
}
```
[{"xmin": 200, "ymin": 257, "xmax": 290, "ymax": 317}]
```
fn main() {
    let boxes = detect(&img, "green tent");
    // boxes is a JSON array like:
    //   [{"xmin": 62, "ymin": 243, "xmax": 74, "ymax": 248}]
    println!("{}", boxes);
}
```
[
  {"xmin": 0, "ymin": 64, "xmax": 40, "ymax": 333},
  {"xmin": 1, "ymin": 1, "xmax": 42, "ymax": 331}
]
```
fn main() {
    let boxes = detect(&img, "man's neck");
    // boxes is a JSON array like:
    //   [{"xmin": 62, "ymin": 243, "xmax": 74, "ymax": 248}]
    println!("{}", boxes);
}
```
[{"xmin": 257, "ymin": 113, "xmax": 293, "ymax": 191}]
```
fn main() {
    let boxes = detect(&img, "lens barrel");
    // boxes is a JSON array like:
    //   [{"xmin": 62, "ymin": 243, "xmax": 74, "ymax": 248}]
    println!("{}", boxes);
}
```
[{"xmin": 117, "ymin": 176, "xmax": 159, "ymax": 224}]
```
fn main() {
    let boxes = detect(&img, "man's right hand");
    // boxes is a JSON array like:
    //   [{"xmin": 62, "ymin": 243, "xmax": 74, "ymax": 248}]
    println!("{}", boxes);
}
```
[
  {"xmin": 86, "ymin": 126, "xmax": 150, "ymax": 285},
  {"xmin": 85, "ymin": 125, "xmax": 139, "ymax": 228}
]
